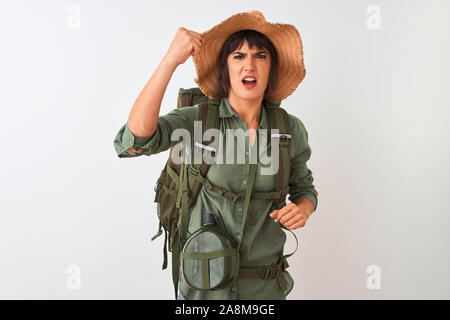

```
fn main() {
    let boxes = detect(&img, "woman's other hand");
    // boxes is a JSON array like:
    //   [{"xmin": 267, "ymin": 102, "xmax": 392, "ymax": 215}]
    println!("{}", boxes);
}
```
[
  {"xmin": 269, "ymin": 202, "xmax": 311, "ymax": 230},
  {"xmin": 163, "ymin": 27, "xmax": 203, "ymax": 67}
]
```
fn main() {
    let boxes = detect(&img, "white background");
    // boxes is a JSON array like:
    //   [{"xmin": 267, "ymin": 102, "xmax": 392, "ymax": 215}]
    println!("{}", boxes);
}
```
[{"xmin": 1, "ymin": 0, "xmax": 449, "ymax": 299}]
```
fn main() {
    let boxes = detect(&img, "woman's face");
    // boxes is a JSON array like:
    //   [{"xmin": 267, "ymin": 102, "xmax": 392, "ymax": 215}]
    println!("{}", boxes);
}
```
[{"xmin": 226, "ymin": 40, "xmax": 271, "ymax": 102}]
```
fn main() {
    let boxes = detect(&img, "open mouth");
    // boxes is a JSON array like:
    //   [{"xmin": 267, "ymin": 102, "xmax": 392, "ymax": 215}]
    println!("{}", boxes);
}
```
[{"xmin": 242, "ymin": 77, "xmax": 257, "ymax": 87}]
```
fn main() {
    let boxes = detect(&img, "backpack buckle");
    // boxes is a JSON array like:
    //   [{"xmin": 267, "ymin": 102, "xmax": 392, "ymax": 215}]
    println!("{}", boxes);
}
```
[
  {"xmin": 203, "ymin": 179, "xmax": 213, "ymax": 191},
  {"xmin": 281, "ymin": 257, "xmax": 289, "ymax": 270},
  {"xmin": 271, "ymin": 133, "xmax": 290, "ymax": 147},
  {"xmin": 188, "ymin": 165, "xmax": 200, "ymax": 176},
  {"xmin": 279, "ymin": 136, "xmax": 290, "ymax": 147},
  {"xmin": 263, "ymin": 267, "xmax": 280, "ymax": 280}
]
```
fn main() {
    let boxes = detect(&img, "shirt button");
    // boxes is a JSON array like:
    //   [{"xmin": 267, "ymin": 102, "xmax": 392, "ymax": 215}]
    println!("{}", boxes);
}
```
[
  {"xmin": 245, "ymin": 151, "xmax": 249, "ymax": 156},
  {"xmin": 238, "ymin": 207, "xmax": 243, "ymax": 212},
  {"xmin": 242, "ymin": 179, "xmax": 247, "ymax": 185}
]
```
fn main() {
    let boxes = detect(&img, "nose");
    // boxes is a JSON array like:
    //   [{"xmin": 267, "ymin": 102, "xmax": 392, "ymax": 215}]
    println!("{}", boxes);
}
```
[{"xmin": 244, "ymin": 57, "xmax": 256, "ymax": 71}]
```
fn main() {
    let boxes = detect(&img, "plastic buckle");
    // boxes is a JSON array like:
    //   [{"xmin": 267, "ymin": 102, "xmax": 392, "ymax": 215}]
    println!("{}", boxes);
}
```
[
  {"xmin": 203, "ymin": 179, "xmax": 213, "ymax": 191},
  {"xmin": 181, "ymin": 190, "xmax": 189, "ymax": 197},
  {"xmin": 154, "ymin": 180, "xmax": 163, "ymax": 193},
  {"xmin": 281, "ymin": 258, "xmax": 289, "ymax": 270},
  {"xmin": 188, "ymin": 165, "xmax": 200, "ymax": 176},
  {"xmin": 279, "ymin": 136, "xmax": 289, "ymax": 147},
  {"xmin": 263, "ymin": 267, "xmax": 280, "ymax": 280}
]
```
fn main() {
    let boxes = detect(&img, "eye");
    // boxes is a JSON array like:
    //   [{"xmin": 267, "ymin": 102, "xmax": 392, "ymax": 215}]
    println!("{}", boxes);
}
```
[{"xmin": 232, "ymin": 54, "xmax": 266, "ymax": 59}]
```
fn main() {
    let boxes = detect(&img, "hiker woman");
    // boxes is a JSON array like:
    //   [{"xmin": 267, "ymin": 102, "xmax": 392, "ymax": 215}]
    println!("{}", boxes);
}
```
[{"xmin": 114, "ymin": 11, "xmax": 318, "ymax": 300}]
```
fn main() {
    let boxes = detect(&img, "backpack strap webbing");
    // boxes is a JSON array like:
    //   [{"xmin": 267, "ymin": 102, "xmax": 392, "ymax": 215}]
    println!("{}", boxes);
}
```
[
  {"xmin": 171, "ymin": 234, "xmax": 181, "ymax": 299},
  {"xmin": 266, "ymin": 106, "xmax": 292, "ymax": 210},
  {"xmin": 177, "ymin": 101, "xmax": 219, "ymax": 243},
  {"xmin": 187, "ymin": 101, "xmax": 219, "ymax": 208}
]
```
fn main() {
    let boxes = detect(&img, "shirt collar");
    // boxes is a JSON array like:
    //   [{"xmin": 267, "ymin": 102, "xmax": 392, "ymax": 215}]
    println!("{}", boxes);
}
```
[
  {"xmin": 218, "ymin": 96, "xmax": 237, "ymax": 118},
  {"xmin": 219, "ymin": 96, "xmax": 279, "ymax": 129}
]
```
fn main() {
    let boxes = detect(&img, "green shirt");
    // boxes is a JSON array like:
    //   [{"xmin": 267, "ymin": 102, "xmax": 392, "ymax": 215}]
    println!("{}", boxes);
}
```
[{"xmin": 113, "ymin": 96, "xmax": 318, "ymax": 300}]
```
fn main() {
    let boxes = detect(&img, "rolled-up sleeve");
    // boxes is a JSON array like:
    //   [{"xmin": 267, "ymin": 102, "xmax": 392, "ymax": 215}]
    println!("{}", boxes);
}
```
[
  {"xmin": 287, "ymin": 114, "xmax": 319, "ymax": 211},
  {"xmin": 113, "ymin": 105, "xmax": 200, "ymax": 158}
]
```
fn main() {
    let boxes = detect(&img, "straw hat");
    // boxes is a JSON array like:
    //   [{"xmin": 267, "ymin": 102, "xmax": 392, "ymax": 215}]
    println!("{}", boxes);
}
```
[{"xmin": 193, "ymin": 10, "xmax": 306, "ymax": 102}]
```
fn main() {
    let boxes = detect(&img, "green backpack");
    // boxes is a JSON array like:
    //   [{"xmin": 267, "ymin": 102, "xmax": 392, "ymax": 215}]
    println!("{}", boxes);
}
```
[{"xmin": 151, "ymin": 87, "xmax": 297, "ymax": 299}]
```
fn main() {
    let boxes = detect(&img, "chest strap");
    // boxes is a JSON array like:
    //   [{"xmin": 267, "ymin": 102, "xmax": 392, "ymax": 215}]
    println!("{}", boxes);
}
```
[{"xmin": 186, "ymin": 164, "xmax": 289, "ymax": 203}]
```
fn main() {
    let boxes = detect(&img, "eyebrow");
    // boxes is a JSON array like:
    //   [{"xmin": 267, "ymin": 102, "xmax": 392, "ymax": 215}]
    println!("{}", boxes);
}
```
[{"xmin": 233, "ymin": 51, "xmax": 267, "ymax": 55}]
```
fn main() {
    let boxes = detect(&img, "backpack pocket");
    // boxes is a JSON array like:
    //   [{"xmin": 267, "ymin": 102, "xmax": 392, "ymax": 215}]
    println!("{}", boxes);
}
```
[{"xmin": 154, "ymin": 164, "xmax": 181, "ymax": 251}]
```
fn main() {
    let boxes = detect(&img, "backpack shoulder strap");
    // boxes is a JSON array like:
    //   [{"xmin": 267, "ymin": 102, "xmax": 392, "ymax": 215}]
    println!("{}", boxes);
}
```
[
  {"xmin": 176, "ymin": 98, "xmax": 219, "ymax": 234},
  {"xmin": 266, "ymin": 106, "xmax": 300, "ymax": 288},
  {"xmin": 177, "ymin": 87, "xmax": 208, "ymax": 108},
  {"xmin": 186, "ymin": 99, "xmax": 220, "ymax": 207},
  {"xmin": 265, "ymin": 106, "xmax": 292, "ymax": 210}
]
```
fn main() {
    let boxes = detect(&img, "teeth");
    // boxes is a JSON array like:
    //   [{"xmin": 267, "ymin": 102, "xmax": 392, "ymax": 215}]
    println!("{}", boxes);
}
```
[{"xmin": 243, "ymin": 77, "xmax": 256, "ymax": 82}]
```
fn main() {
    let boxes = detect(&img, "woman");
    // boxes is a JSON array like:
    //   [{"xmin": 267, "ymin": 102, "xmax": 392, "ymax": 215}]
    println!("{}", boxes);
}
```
[{"xmin": 113, "ymin": 11, "xmax": 318, "ymax": 300}]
